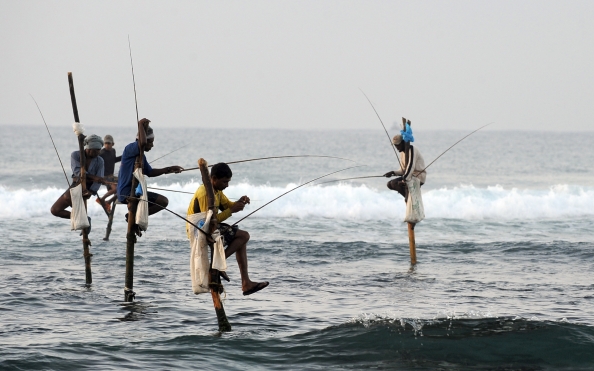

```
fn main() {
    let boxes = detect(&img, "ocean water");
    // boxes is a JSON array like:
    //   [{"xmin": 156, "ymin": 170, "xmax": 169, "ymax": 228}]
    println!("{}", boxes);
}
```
[{"xmin": 1, "ymin": 124, "xmax": 593, "ymax": 370}]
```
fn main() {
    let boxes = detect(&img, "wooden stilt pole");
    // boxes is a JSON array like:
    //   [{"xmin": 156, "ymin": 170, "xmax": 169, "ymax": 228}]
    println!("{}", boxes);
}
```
[
  {"xmin": 408, "ymin": 222, "xmax": 417, "ymax": 265},
  {"xmin": 103, "ymin": 199, "xmax": 117, "ymax": 241},
  {"xmin": 68, "ymin": 72, "xmax": 92, "ymax": 285},
  {"xmin": 124, "ymin": 146, "xmax": 141, "ymax": 302},
  {"xmin": 124, "ymin": 122, "xmax": 143, "ymax": 302},
  {"xmin": 198, "ymin": 158, "xmax": 231, "ymax": 332},
  {"xmin": 402, "ymin": 117, "xmax": 417, "ymax": 265}
]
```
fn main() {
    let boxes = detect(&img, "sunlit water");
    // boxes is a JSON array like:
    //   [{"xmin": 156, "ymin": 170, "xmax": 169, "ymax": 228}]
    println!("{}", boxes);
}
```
[{"xmin": 1, "ymin": 125, "xmax": 593, "ymax": 370}]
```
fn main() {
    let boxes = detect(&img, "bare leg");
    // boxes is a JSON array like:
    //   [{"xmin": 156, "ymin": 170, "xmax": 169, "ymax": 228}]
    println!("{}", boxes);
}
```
[
  {"xmin": 225, "ymin": 229, "xmax": 261, "ymax": 292},
  {"xmin": 50, "ymin": 190, "xmax": 73, "ymax": 219},
  {"xmin": 101, "ymin": 184, "xmax": 117, "ymax": 202}
]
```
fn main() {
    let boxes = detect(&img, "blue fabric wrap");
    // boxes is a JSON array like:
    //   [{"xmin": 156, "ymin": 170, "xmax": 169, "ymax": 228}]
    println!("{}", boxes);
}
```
[{"xmin": 401, "ymin": 123, "xmax": 415, "ymax": 143}]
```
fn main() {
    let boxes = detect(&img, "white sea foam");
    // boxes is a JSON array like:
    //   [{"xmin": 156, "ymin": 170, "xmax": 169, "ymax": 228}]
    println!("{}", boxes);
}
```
[{"xmin": 1, "ymin": 182, "xmax": 594, "ymax": 220}]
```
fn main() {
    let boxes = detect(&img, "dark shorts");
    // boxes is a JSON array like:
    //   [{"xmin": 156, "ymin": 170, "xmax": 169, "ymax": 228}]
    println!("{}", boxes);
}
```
[
  {"xmin": 387, "ymin": 177, "xmax": 424, "ymax": 198},
  {"xmin": 120, "ymin": 191, "xmax": 159, "ymax": 205},
  {"xmin": 219, "ymin": 223, "xmax": 239, "ymax": 246},
  {"xmin": 103, "ymin": 175, "xmax": 117, "ymax": 190}
]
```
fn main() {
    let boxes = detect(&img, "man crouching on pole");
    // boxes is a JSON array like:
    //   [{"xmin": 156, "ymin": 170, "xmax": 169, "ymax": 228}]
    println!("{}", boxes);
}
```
[
  {"xmin": 384, "ymin": 133, "xmax": 427, "ymax": 198},
  {"xmin": 117, "ymin": 118, "xmax": 184, "ymax": 236},
  {"xmin": 187, "ymin": 163, "xmax": 269, "ymax": 296}
]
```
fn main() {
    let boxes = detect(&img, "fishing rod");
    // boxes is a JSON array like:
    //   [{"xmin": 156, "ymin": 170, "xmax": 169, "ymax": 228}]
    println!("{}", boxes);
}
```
[
  {"xmin": 145, "ymin": 186, "xmax": 258, "ymax": 202},
  {"xmin": 181, "ymin": 155, "xmax": 357, "ymax": 172},
  {"xmin": 150, "ymin": 143, "xmax": 191, "ymax": 164},
  {"xmin": 147, "ymin": 186, "xmax": 193, "ymax": 195},
  {"xmin": 128, "ymin": 196, "xmax": 211, "ymax": 239},
  {"xmin": 232, "ymin": 165, "xmax": 363, "ymax": 226},
  {"xmin": 360, "ymin": 89, "xmax": 403, "ymax": 172},
  {"xmin": 316, "ymin": 174, "xmax": 385, "ymax": 185},
  {"xmin": 31, "ymin": 95, "xmax": 71, "ymax": 187},
  {"xmin": 128, "ymin": 35, "xmax": 140, "ymax": 125},
  {"xmin": 421, "ymin": 122, "xmax": 493, "ymax": 172}
]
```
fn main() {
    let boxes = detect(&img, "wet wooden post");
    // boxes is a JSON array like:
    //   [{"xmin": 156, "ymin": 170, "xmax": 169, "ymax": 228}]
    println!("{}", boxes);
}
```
[
  {"xmin": 198, "ymin": 158, "xmax": 231, "ymax": 332},
  {"xmin": 68, "ymin": 72, "xmax": 93, "ymax": 285},
  {"xmin": 402, "ymin": 117, "xmax": 417, "ymax": 265},
  {"xmin": 103, "ymin": 199, "xmax": 117, "ymax": 241},
  {"xmin": 124, "ymin": 122, "xmax": 143, "ymax": 302}
]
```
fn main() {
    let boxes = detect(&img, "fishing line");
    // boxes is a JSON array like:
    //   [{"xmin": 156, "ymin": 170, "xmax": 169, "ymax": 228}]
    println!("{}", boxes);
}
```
[
  {"xmin": 421, "ymin": 122, "xmax": 493, "ymax": 172},
  {"xmin": 316, "ymin": 175, "xmax": 385, "ymax": 185},
  {"xmin": 232, "ymin": 165, "xmax": 364, "ymax": 225},
  {"xmin": 30, "ymin": 95, "xmax": 71, "ymax": 187},
  {"xmin": 150, "ymin": 143, "xmax": 191, "ymax": 164},
  {"xmin": 145, "ymin": 186, "xmax": 257, "ymax": 201},
  {"xmin": 182, "ymin": 155, "xmax": 357, "ymax": 172},
  {"xmin": 359, "ymin": 89, "xmax": 404, "ymax": 172},
  {"xmin": 129, "ymin": 196, "xmax": 211, "ymax": 238}
]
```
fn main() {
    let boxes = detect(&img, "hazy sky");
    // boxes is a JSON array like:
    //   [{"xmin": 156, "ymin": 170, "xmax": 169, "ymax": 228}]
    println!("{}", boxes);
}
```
[{"xmin": 1, "ymin": 0, "xmax": 592, "ymax": 131}]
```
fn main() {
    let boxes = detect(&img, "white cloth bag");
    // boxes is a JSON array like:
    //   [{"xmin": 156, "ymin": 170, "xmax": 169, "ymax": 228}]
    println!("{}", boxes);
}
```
[
  {"xmin": 70, "ymin": 184, "xmax": 90, "ymax": 231},
  {"xmin": 187, "ymin": 211, "xmax": 227, "ymax": 295},
  {"xmin": 404, "ymin": 177, "xmax": 425, "ymax": 224},
  {"xmin": 133, "ymin": 168, "xmax": 149, "ymax": 231}
]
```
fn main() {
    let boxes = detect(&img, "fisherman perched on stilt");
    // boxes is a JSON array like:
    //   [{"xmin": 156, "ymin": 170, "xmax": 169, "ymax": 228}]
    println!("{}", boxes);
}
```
[
  {"xmin": 117, "ymin": 118, "xmax": 184, "ymax": 236},
  {"xmin": 384, "ymin": 120, "xmax": 426, "ymax": 265},
  {"xmin": 96, "ymin": 134, "xmax": 120, "ymax": 212},
  {"xmin": 384, "ymin": 126, "xmax": 427, "ymax": 199},
  {"xmin": 50, "ymin": 134, "xmax": 105, "ymax": 234},
  {"xmin": 187, "ymin": 162, "xmax": 269, "ymax": 296}
]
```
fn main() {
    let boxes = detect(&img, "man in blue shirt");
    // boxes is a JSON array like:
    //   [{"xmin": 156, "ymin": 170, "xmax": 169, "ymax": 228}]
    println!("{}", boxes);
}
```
[{"xmin": 117, "ymin": 118, "xmax": 183, "ymax": 231}]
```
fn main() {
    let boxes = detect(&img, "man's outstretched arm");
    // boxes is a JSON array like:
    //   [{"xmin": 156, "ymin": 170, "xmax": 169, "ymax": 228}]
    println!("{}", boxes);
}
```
[{"xmin": 148, "ymin": 166, "xmax": 184, "ymax": 177}]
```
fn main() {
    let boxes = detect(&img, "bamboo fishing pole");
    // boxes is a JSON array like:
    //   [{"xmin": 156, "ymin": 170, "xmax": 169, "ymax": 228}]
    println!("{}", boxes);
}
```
[
  {"xmin": 182, "ymin": 155, "xmax": 356, "ymax": 172},
  {"xmin": 68, "ymin": 72, "xmax": 93, "ymax": 284},
  {"xmin": 360, "ymin": 89, "xmax": 404, "ymax": 172},
  {"xmin": 124, "ymin": 36, "xmax": 142, "ymax": 302},
  {"xmin": 232, "ymin": 165, "xmax": 362, "ymax": 226},
  {"xmin": 198, "ymin": 158, "xmax": 232, "ymax": 332},
  {"xmin": 31, "ymin": 95, "xmax": 71, "ymax": 188}
]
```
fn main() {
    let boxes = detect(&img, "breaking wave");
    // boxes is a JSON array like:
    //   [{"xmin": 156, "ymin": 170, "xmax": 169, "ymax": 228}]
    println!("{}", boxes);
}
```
[{"xmin": 1, "ymin": 182, "xmax": 594, "ymax": 220}]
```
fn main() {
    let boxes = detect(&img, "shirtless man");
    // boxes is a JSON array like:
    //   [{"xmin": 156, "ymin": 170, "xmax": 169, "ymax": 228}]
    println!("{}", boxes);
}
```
[{"xmin": 187, "ymin": 162, "xmax": 269, "ymax": 296}]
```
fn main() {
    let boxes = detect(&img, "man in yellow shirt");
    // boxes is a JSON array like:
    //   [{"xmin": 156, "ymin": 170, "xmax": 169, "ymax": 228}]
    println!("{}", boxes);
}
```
[{"xmin": 187, "ymin": 162, "xmax": 269, "ymax": 296}]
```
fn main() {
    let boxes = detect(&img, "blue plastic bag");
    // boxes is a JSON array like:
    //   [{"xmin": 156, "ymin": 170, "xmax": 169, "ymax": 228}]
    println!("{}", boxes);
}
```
[
  {"xmin": 401, "ymin": 123, "xmax": 414, "ymax": 143},
  {"xmin": 135, "ymin": 183, "xmax": 143, "ymax": 197}
]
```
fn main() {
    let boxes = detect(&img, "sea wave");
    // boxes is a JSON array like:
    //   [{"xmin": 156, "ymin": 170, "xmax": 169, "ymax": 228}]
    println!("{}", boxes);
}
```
[{"xmin": 2, "ymin": 182, "xmax": 594, "ymax": 220}]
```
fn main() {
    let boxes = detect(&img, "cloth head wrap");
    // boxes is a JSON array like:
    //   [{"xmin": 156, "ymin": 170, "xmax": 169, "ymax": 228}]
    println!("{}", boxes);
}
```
[
  {"xmin": 392, "ymin": 134, "xmax": 402, "ymax": 145},
  {"xmin": 84, "ymin": 134, "xmax": 104, "ymax": 150},
  {"xmin": 137, "ymin": 125, "xmax": 155, "ymax": 140}
]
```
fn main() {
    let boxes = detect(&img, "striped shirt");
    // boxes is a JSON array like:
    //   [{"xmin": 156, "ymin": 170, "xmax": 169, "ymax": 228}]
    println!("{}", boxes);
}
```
[{"xmin": 70, "ymin": 151, "xmax": 104, "ymax": 194}]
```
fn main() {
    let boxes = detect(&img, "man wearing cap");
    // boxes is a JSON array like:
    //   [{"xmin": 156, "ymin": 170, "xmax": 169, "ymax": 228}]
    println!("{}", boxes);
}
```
[
  {"xmin": 117, "ymin": 118, "xmax": 184, "ymax": 235},
  {"xmin": 50, "ymin": 134, "xmax": 105, "ymax": 232},
  {"xmin": 384, "ymin": 133, "xmax": 427, "ymax": 199},
  {"xmin": 96, "ymin": 134, "xmax": 121, "ymax": 210}
]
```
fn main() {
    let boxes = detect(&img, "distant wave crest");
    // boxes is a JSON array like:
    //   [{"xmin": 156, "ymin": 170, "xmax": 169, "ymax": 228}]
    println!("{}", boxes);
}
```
[{"xmin": 1, "ymin": 182, "xmax": 593, "ymax": 220}]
